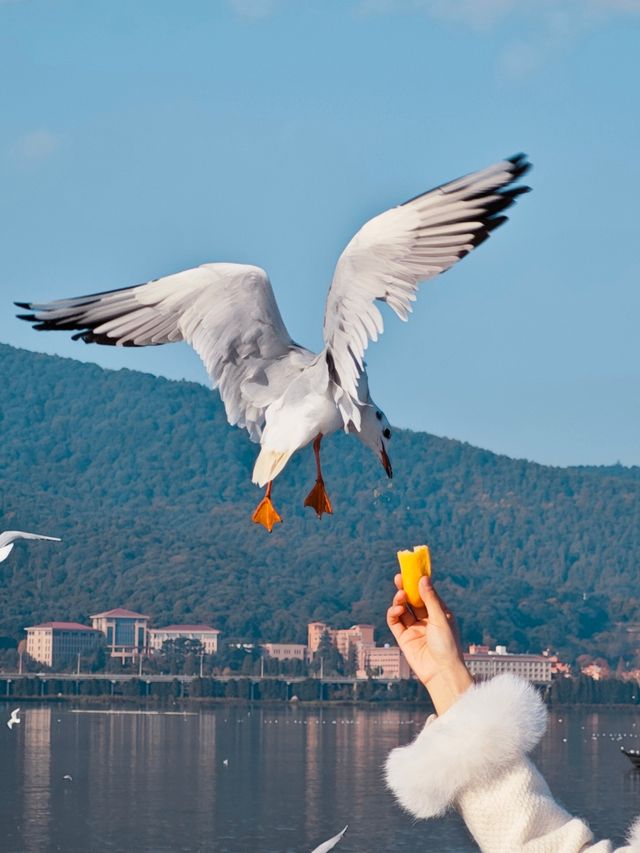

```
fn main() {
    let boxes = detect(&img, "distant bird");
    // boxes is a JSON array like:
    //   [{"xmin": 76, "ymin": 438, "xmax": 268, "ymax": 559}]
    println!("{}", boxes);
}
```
[
  {"xmin": 222, "ymin": 758, "xmax": 229, "ymax": 767},
  {"xmin": 63, "ymin": 774, "xmax": 73, "ymax": 781},
  {"xmin": 0, "ymin": 530, "xmax": 61, "ymax": 563},
  {"xmin": 310, "ymin": 825, "xmax": 348, "ymax": 853},
  {"xmin": 17, "ymin": 156, "xmax": 530, "ymax": 530},
  {"xmin": 7, "ymin": 708, "xmax": 20, "ymax": 730}
]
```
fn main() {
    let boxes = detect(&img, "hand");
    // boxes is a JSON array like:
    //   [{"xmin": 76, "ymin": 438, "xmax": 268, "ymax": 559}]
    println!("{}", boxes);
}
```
[{"xmin": 386, "ymin": 573, "xmax": 473, "ymax": 715}]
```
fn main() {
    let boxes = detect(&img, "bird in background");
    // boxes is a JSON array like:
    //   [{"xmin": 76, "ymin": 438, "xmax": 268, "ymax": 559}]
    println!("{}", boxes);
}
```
[
  {"xmin": 7, "ymin": 708, "xmax": 20, "ymax": 730},
  {"xmin": 0, "ymin": 530, "xmax": 62, "ymax": 563},
  {"xmin": 310, "ymin": 825, "xmax": 348, "ymax": 853},
  {"xmin": 17, "ymin": 155, "xmax": 530, "ymax": 531}
]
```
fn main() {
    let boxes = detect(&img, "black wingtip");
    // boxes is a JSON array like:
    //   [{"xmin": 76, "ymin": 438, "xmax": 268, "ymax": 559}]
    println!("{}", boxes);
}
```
[
  {"xmin": 506, "ymin": 153, "xmax": 532, "ymax": 180},
  {"xmin": 16, "ymin": 313, "xmax": 37, "ymax": 322},
  {"xmin": 14, "ymin": 302, "xmax": 32, "ymax": 309}
]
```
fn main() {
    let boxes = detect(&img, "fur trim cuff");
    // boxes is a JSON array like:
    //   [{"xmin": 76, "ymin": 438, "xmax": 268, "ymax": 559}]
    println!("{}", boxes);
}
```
[
  {"xmin": 627, "ymin": 816, "xmax": 640, "ymax": 850},
  {"xmin": 385, "ymin": 673, "xmax": 548, "ymax": 819}
]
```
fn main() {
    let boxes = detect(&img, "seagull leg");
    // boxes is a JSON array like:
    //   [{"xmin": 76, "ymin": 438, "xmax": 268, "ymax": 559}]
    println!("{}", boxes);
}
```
[
  {"xmin": 304, "ymin": 434, "xmax": 333, "ymax": 518},
  {"xmin": 251, "ymin": 481, "xmax": 282, "ymax": 533}
]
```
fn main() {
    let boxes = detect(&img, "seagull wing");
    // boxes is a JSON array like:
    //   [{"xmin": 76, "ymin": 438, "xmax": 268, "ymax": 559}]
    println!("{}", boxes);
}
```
[
  {"xmin": 322, "ymin": 154, "xmax": 531, "ymax": 426},
  {"xmin": 310, "ymin": 825, "xmax": 348, "ymax": 853},
  {"xmin": 0, "ymin": 530, "xmax": 61, "ymax": 547},
  {"xmin": 17, "ymin": 263, "xmax": 295, "ymax": 441}
]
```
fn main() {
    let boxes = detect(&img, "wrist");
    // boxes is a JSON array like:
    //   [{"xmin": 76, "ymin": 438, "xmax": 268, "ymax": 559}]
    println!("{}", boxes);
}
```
[{"xmin": 423, "ymin": 662, "xmax": 473, "ymax": 716}]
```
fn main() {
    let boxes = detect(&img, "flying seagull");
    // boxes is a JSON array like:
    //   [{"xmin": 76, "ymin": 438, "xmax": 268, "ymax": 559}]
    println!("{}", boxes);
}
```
[
  {"xmin": 0, "ymin": 530, "xmax": 62, "ymax": 563},
  {"xmin": 17, "ymin": 155, "xmax": 530, "ymax": 531},
  {"xmin": 7, "ymin": 708, "xmax": 20, "ymax": 730},
  {"xmin": 310, "ymin": 825, "xmax": 348, "ymax": 853}
]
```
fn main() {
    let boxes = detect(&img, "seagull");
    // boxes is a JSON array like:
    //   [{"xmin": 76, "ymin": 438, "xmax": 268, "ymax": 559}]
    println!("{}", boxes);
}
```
[
  {"xmin": 17, "ymin": 155, "xmax": 530, "ymax": 530},
  {"xmin": 0, "ymin": 530, "xmax": 62, "ymax": 563},
  {"xmin": 310, "ymin": 825, "xmax": 348, "ymax": 853},
  {"xmin": 63, "ymin": 774, "xmax": 73, "ymax": 781},
  {"xmin": 7, "ymin": 708, "xmax": 20, "ymax": 729},
  {"xmin": 222, "ymin": 758, "xmax": 229, "ymax": 767}
]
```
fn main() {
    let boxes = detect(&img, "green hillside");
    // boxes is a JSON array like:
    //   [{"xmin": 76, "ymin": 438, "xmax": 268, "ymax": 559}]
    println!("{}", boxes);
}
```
[{"xmin": 1, "ymin": 342, "xmax": 638, "ymax": 663}]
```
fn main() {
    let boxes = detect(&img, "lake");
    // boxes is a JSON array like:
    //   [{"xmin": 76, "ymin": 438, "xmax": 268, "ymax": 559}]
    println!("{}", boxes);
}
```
[{"xmin": 1, "ymin": 701, "xmax": 639, "ymax": 852}]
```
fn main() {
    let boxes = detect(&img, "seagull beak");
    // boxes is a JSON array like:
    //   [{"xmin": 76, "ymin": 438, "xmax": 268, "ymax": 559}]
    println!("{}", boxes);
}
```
[{"xmin": 380, "ymin": 444, "xmax": 393, "ymax": 479}]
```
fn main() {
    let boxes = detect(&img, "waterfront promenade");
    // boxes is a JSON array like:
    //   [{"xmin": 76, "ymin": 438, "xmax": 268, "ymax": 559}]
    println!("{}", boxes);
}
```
[{"xmin": 0, "ymin": 671, "xmax": 389, "ymax": 703}]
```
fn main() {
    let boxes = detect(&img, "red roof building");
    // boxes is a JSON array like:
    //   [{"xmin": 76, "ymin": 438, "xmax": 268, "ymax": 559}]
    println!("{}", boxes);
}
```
[
  {"xmin": 91, "ymin": 607, "xmax": 150, "ymax": 661},
  {"xmin": 90, "ymin": 608, "xmax": 149, "ymax": 620},
  {"xmin": 25, "ymin": 621, "xmax": 103, "ymax": 668}
]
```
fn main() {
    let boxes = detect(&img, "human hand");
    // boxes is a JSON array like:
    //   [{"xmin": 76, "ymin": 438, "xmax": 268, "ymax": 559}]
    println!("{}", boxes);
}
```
[{"xmin": 386, "ymin": 573, "xmax": 473, "ymax": 716}]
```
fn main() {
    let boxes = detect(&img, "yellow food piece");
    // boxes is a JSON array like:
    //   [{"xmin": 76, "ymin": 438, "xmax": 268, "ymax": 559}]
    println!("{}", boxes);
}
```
[{"xmin": 397, "ymin": 545, "xmax": 432, "ymax": 608}]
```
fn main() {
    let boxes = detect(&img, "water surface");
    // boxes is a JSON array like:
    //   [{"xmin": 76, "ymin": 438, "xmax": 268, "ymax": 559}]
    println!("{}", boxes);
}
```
[{"xmin": 1, "ymin": 702, "xmax": 639, "ymax": 852}]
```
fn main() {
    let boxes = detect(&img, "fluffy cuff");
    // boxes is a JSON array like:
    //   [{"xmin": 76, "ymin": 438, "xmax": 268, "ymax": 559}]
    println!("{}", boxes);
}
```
[
  {"xmin": 627, "ymin": 816, "xmax": 640, "ymax": 850},
  {"xmin": 385, "ymin": 673, "xmax": 548, "ymax": 819}
]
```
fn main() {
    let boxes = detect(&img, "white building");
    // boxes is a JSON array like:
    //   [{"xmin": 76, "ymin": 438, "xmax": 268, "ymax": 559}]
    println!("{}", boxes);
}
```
[
  {"xmin": 464, "ymin": 645, "xmax": 552, "ymax": 684},
  {"xmin": 148, "ymin": 624, "xmax": 220, "ymax": 655},
  {"xmin": 262, "ymin": 643, "xmax": 307, "ymax": 662}
]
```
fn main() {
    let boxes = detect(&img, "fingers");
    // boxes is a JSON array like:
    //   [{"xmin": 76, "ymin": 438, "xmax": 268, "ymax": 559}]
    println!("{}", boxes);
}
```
[
  {"xmin": 394, "ymin": 572, "xmax": 428, "ymax": 619},
  {"xmin": 387, "ymin": 585, "xmax": 420, "ymax": 642},
  {"xmin": 386, "ymin": 604, "xmax": 407, "ymax": 642},
  {"xmin": 418, "ymin": 575, "xmax": 449, "ymax": 625},
  {"xmin": 392, "ymin": 589, "xmax": 417, "ymax": 628}
]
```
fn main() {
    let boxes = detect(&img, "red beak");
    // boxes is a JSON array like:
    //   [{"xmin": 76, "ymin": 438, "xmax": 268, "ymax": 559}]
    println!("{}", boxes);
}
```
[{"xmin": 380, "ymin": 444, "xmax": 393, "ymax": 479}]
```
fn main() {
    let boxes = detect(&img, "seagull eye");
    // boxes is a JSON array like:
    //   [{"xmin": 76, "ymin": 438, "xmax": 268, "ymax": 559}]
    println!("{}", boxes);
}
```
[
  {"xmin": 375, "ymin": 411, "xmax": 382, "ymax": 420},
  {"xmin": 383, "ymin": 428, "xmax": 391, "ymax": 439}
]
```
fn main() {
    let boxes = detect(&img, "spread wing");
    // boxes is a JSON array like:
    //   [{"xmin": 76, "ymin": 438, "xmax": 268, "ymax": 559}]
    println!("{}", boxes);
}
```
[
  {"xmin": 322, "ymin": 154, "xmax": 531, "ymax": 426},
  {"xmin": 310, "ymin": 826, "xmax": 348, "ymax": 853},
  {"xmin": 17, "ymin": 263, "xmax": 296, "ymax": 440},
  {"xmin": 0, "ymin": 530, "xmax": 61, "ymax": 547}
]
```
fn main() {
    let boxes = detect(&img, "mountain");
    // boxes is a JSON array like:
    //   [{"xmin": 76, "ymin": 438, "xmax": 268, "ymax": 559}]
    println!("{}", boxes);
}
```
[{"xmin": 1, "ymin": 342, "xmax": 639, "ymax": 663}]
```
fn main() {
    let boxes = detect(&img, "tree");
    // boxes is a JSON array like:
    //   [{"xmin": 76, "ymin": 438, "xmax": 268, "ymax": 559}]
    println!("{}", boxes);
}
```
[
  {"xmin": 311, "ymin": 630, "xmax": 344, "ymax": 676},
  {"xmin": 160, "ymin": 638, "xmax": 204, "ymax": 674},
  {"xmin": 345, "ymin": 644, "xmax": 359, "ymax": 677}
]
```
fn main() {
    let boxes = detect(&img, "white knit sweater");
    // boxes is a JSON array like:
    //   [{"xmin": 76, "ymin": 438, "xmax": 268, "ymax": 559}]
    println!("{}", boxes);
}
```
[{"xmin": 385, "ymin": 674, "xmax": 640, "ymax": 852}]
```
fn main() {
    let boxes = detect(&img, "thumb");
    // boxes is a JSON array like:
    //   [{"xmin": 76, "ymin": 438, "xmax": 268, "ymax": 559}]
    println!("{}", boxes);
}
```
[{"xmin": 419, "ymin": 575, "xmax": 447, "ymax": 622}]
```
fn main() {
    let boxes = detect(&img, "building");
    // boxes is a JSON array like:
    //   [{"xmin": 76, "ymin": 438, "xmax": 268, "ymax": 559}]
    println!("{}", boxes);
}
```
[
  {"xmin": 464, "ymin": 644, "xmax": 553, "ymax": 684},
  {"xmin": 91, "ymin": 608, "xmax": 149, "ymax": 662},
  {"xmin": 307, "ymin": 622, "xmax": 375, "ymax": 658},
  {"xmin": 25, "ymin": 622, "xmax": 103, "ymax": 668},
  {"xmin": 357, "ymin": 644, "xmax": 412, "ymax": 680},
  {"xmin": 307, "ymin": 621, "xmax": 413, "ymax": 680},
  {"xmin": 148, "ymin": 624, "xmax": 221, "ymax": 655},
  {"xmin": 261, "ymin": 643, "xmax": 307, "ymax": 662},
  {"xmin": 543, "ymin": 649, "xmax": 572, "ymax": 678},
  {"xmin": 581, "ymin": 662, "xmax": 608, "ymax": 681}
]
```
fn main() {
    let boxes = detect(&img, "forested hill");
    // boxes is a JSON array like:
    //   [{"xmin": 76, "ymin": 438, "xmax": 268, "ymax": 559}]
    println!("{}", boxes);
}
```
[{"xmin": 1, "ymin": 342, "xmax": 639, "ymax": 663}]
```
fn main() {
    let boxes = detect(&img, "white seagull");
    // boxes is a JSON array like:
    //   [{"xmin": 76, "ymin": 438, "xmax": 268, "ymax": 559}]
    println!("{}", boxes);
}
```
[
  {"xmin": 7, "ymin": 708, "xmax": 20, "ymax": 729},
  {"xmin": 0, "ymin": 530, "xmax": 62, "ymax": 563},
  {"xmin": 17, "ymin": 155, "xmax": 530, "ymax": 531},
  {"xmin": 310, "ymin": 825, "xmax": 348, "ymax": 853}
]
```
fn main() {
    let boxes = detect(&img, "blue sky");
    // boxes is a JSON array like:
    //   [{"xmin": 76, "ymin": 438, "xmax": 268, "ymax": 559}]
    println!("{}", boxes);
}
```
[{"xmin": 1, "ymin": 0, "xmax": 638, "ymax": 466}]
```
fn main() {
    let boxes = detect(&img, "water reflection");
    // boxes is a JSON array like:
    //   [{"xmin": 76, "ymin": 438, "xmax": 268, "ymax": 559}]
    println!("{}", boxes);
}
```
[
  {"xmin": 0, "ymin": 703, "xmax": 637, "ymax": 852},
  {"xmin": 22, "ymin": 707, "xmax": 52, "ymax": 853}
]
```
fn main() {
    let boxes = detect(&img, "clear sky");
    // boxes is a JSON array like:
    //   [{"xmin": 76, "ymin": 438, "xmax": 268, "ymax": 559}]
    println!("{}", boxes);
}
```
[{"xmin": 1, "ymin": 0, "xmax": 638, "ymax": 467}]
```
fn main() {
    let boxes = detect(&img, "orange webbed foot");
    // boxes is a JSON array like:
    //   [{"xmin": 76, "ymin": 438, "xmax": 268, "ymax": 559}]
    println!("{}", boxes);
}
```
[
  {"xmin": 304, "ymin": 479, "xmax": 333, "ymax": 518},
  {"xmin": 251, "ymin": 496, "xmax": 283, "ymax": 533}
]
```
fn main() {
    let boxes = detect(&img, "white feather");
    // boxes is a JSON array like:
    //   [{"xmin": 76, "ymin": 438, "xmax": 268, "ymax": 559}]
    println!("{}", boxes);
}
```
[{"xmin": 310, "ymin": 825, "xmax": 348, "ymax": 853}]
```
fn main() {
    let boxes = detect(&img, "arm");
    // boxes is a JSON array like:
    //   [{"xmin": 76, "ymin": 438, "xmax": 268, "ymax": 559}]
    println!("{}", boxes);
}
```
[{"xmin": 384, "ymin": 575, "xmax": 636, "ymax": 852}]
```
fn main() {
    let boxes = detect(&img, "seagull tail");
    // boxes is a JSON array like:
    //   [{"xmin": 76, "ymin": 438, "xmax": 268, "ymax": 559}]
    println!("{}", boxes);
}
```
[{"xmin": 252, "ymin": 447, "xmax": 295, "ymax": 488}]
